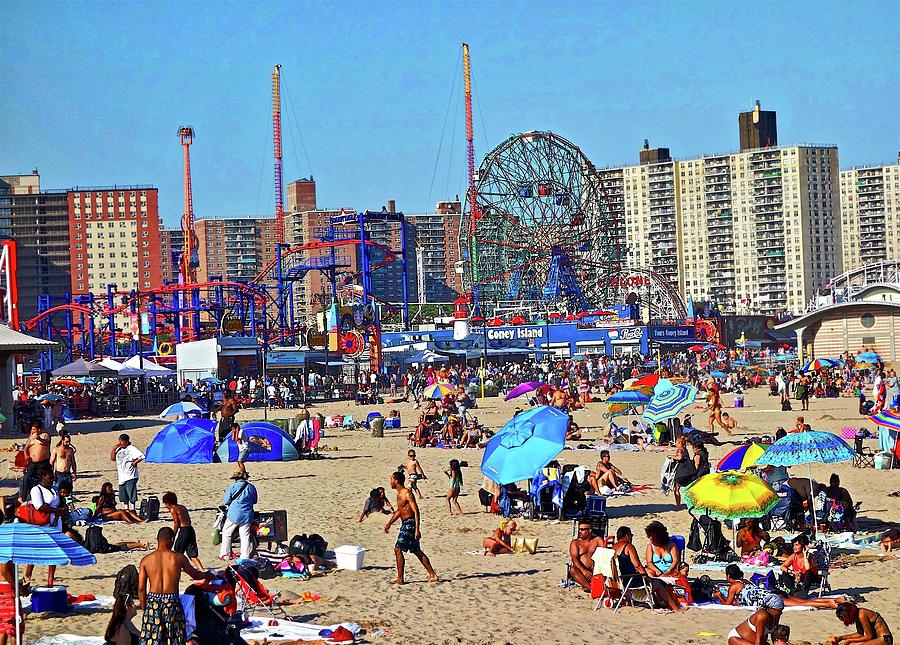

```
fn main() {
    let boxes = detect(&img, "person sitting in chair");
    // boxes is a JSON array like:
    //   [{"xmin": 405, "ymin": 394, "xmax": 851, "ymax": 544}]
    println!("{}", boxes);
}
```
[
  {"xmin": 823, "ymin": 473, "xmax": 857, "ymax": 530},
  {"xmin": 612, "ymin": 526, "xmax": 684, "ymax": 611}
]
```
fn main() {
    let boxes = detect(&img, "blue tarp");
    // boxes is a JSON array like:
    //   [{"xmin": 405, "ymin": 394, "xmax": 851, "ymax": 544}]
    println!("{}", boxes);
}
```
[
  {"xmin": 146, "ymin": 418, "xmax": 217, "ymax": 464},
  {"xmin": 216, "ymin": 422, "xmax": 300, "ymax": 462}
]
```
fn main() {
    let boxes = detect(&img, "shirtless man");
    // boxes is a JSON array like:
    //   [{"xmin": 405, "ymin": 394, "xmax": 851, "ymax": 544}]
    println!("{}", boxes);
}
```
[
  {"xmin": 162, "ymin": 492, "xmax": 203, "ymax": 570},
  {"xmin": 550, "ymin": 387, "xmax": 569, "ymax": 411},
  {"xmin": 404, "ymin": 450, "xmax": 426, "ymax": 499},
  {"xmin": 828, "ymin": 601, "xmax": 894, "ymax": 645},
  {"xmin": 49, "ymin": 433, "xmax": 77, "ymax": 491},
  {"xmin": 384, "ymin": 471, "xmax": 438, "ymax": 585},
  {"xmin": 569, "ymin": 521, "xmax": 604, "ymax": 591},
  {"xmin": 19, "ymin": 421, "xmax": 51, "ymax": 502},
  {"xmin": 138, "ymin": 527, "xmax": 213, "ymax": 645},
  {"xmin": 218, "ymin": 391, "xmax": 239, "ymax": 443}
]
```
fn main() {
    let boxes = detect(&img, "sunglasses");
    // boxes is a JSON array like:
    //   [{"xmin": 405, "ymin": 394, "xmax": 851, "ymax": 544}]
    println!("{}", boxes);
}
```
[{"xmin": 578, "ymin": 527, "xmax": 592, "ymax": 532}]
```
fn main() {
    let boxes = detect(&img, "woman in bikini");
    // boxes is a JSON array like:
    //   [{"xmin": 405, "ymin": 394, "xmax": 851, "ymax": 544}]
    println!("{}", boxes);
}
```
[
  {"xmin": 727, "ymin": 594, "xmax": 784, "ymax": 645},
  {"xmin": 736, "ymin": 518, "xmax": 771, "ymax": 556},
  {"xmin": 96, "ymin": 482, "xmax": 144, "ymax": 524},
  {"xmin": 482, "ymin": 520, "xmax": 516, "ymax": 556},
  {"xmin": 644, "ymin": 521, "xmax": 682, "ymax": 577},
  {"xmin": 829, "ymin": 602, "xmax": 893, "ymax": 645},
  {"xmin": 445, "ymin": 459, "xmax": 463, "ymax": 516}
]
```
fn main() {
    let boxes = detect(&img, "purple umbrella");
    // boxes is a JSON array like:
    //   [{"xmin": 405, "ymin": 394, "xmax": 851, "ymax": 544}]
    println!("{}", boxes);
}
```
[{"xmin": 504, "ymin": 381, "xmax": 549, "ymax": 401}]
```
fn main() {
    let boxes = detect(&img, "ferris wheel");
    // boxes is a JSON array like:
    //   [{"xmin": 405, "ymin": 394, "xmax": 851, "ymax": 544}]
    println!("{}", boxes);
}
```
[{"xmin": 460, "ymin": 131, "xmax": 623, "ymax": 312}]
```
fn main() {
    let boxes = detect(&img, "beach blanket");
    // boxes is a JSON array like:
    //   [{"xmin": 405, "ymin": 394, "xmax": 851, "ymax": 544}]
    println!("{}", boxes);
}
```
[
  {"xmin": 690, "ymin": 562, "xmax": 778, "ymax": 576},
  {"xmin": 28, "ymin": 637, "xmax": 105, "ymax": 645},
  {"xmin": 24, "ymin": 594, "xmax": 115, "ymax": 614},
  {"xmin": 692, "ymin": 602, "xmax": 816, "ymax": 612},
  {"xmin": 241, "ymin": 618, "xmax": 361, "ymax": 643}
]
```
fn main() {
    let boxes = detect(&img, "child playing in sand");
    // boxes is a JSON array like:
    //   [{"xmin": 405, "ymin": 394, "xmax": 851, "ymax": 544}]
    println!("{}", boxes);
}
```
[
  {"xmin": 445, "ymin": 459, "xmax": 463, "ymax": 516},
  {"xmin": 772, "ymin": 624, "xmax": 791, "ymax": 645},
  {"xmin": 359, "ymin": 487, "xmax": 394, "ymax": 523},
  {"xmin": 721, "ymin": 412, "xmax": 738, "ymax": 433}
]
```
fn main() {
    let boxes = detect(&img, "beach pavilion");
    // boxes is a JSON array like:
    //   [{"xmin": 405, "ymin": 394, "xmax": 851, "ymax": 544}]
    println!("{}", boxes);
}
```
[{"xmin": 0, "ymin": 325, "xmax": 57, "ymax": 434}]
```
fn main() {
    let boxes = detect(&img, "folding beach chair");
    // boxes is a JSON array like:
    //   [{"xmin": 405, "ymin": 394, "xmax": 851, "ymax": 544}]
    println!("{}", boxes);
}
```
[
  {"xmin": 229, "ymin": 564, "xmax": 290, "ymax": 621},
  {"xmin": 807, "ymin": 540, "xmax": 833, "ymax": 598},
  {"xmin": 591, "ymin": 547, "xmax": 653, "ymax": 613}
]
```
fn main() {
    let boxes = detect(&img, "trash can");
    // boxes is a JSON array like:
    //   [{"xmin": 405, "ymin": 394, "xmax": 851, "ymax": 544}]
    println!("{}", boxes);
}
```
[{"xmin": 370, "ymin": 415, "xmax": 385, "ymax": 438}]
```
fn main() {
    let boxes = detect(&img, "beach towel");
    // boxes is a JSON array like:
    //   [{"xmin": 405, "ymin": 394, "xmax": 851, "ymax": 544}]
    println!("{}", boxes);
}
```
[
  {"xmin": 690, "ymin": 561, "xmax": 778, "ymax": 577},
  {"xmin": 691, "ymin": 602, "xmax": 816, "ymax": 612},
  {"xmin": 241, "ymin": 618, "xmax": 361, "ymax": 643}
]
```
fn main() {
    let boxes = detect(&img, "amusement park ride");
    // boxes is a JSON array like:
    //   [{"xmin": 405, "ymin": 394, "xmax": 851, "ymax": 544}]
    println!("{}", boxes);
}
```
[{"xmin": 13, "ymin": 48, "xmax": 690, "ymax": 371}]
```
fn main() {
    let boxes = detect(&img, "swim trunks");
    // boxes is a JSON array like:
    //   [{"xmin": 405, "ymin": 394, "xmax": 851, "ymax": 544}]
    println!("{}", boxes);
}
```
[
  {"xmin": 173, "ymin": 525, "xmax": 199, "ymax": 559},
  {"xmin": 395, "ymin": 517, "xmax": 420, "ymax": 553},
  {"xmin": 140, "ymin": 592, "xmax": 186, "ymax": 645},
  {"xmin": 0, "ymin": 581, "xmax": 21, "ymax": 637}
]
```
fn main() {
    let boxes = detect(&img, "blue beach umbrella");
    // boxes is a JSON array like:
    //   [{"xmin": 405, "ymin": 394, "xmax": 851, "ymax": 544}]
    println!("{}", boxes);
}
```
[
  {"xmin": 36, "ymin": 394, "xmax": 65, "ymax": 402},
  {"xmin": 606, "ymin": 390, "xmax": 651, "ymax": 405},
  {"xmin": 732, "ymin": 359, "xmax": 749, "ymax": 367},
  {"xmin": 643, "ymin": 384, "xmax": 698, "ymax": 424},
  {"xmin": 710, "ymin": 370, "xmax": 727, "ymax": 379},
  {"xmin": 0, "ymin": 522, "xmax": 96, "ymax": 644},
  {"xmin": 856, "ymin": 351, "xmax": 881, "ymax": 364},
  {"xmin": 158, "ymin": 401, "xmax": 205, "ymax": 420},
  {"xmin": 756, "ymin": 430, "xmax": 855, "ymax": 537},
  {"xmin": 481, "ymin": 405, "xmax": 568, "ymax": 484}
]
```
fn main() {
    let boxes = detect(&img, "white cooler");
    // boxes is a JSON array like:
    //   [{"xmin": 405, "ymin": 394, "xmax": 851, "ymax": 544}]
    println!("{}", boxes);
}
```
[{"xmin": 334, "ymin": 545, "xmax": 367, "ymax": 570}]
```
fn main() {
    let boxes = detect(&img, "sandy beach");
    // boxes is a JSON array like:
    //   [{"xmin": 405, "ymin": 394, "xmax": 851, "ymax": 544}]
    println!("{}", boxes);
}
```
[{"xmin": 4, "ymin": 387, "xmax": 898, "ymax": 645}]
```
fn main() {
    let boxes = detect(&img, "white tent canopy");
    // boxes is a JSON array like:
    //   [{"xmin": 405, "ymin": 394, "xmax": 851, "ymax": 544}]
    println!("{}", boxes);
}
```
[
  {"xmin": 122, "ymin": 355, "xmax": 175, "ymax": 376},
  {"xmin": 98, "ymin": 357, "xmax": 145, "ymax": 377}
]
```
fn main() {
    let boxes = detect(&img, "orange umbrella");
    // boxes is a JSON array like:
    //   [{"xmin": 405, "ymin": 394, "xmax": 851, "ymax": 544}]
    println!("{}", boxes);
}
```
[{"xmin": 52, "ymin": 378, "xmax": 80, "ymax": 387}]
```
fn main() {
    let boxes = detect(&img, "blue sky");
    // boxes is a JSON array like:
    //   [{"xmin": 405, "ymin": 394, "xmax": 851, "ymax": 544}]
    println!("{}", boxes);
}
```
[{"xmin": 2, "ymin": 1, "xmax": 898, "ymax": 227}]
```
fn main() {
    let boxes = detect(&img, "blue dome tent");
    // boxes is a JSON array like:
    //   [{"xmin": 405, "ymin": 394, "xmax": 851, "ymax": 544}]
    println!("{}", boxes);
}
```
[
  {"xmin": 146, "ymin": 418, "xmax": 217, "ymax": 464},
  {"xmin": 216, "ymin": 422, "xmax": 300, "ymax": 462}
]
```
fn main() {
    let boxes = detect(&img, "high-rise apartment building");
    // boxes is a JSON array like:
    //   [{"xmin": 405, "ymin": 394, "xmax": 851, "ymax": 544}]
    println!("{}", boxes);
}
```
[
  {"xmin": 159, "ymin": 228, "xmax": 184, "ymax": 284},
  {"xmin": 598, "ymin": 138, "xmax": 842, "ymax": 315},
  {"xmin": 0, "ymin": 172, "xmax": 71, "ymax": 321},
  {"xmin": 409, "ymin": 200, "xmax": 464, "ymax": 302},
  {"xmin": 68, "ymin": 186, "xmax": 162, "ymax": 295},
  {"xmin": 739, "ymin": 101, "xmax": 778, "ymax": 151},
  {"xmin": 195, "ymin": 217, "xmax": 277, "ymax": 283},
  {"xmin": 839, "ymin": 162, "xmax": 900, "ymax": 273}
]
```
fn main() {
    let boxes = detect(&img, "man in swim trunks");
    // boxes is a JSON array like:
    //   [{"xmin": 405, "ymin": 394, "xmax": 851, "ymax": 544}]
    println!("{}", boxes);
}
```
[
  {"xmin": 550, "ymin": 387, "xmax": 569, "ymax": 412},
  {"xmin": 384, "ymin": 471, "xmax": 438, "ymax": 585},
  {"xmin": 49, "ymin": 432, "xmax": 77, "ymax": 491},
  {"xmin": 569, "ymin": 521, "xmax": 604, "ymax": 591},
  {"xmin": 19, "ymin": 421, "xmax": 51, "ymax": 503},
  {"xmin": 218, "ymin": 391, "xmax": 238, "ymax": 444},
  {"xmin": 828, "ymin": 601, "xmax": 894, "ymax": 645},
  {"xmin": 139, "ymin": 527, "xmax": 213, "ymax": 645},
  {"xmin": 162, "ymin": 492, "xmax": 203, "ymax": 571}
]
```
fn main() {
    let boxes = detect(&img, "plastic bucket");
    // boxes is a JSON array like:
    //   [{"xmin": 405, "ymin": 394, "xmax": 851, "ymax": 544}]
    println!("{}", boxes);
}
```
[{"xmin": 334, "ymin": 545, "xmax": 366, "ymax": 570}]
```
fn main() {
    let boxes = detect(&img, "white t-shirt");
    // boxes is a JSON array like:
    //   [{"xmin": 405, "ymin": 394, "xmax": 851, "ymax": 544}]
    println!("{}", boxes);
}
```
[
  {"xmin": 30, "ymin": 483, "xmax": 62, "ymax": 531},
  {"xmin": 115, "ymin": 444, "xmax": 145, "ymax": 484}
]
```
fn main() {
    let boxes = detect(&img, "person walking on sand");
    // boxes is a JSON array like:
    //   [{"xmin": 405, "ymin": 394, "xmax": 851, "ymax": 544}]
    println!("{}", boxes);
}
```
[
  {"xmin": 404, "ymin": 449, "xmax": 426, "ymax": 499},
  {"xmin": 231, "ymin": 422, "xmax": 249, "ymax": 477},
  {"xmin": 162, "ymin": 492, "xmax": 203, "ymax": 571},
  {"xmin": 445, "ymin": 459, "xmax": 464, "ymax": 516},
  {"xmin": 384, "ymin": 471, "xmax": 438, "ymax": 585},
  {"xmin": 19, "ymin": 421, "xmax": 51, "ymax": 503},
  {"xmin": 139, "ymin": 527, "xmax": 213, "ymax": 645},
  {"xmin": 50, "ymin": 433, "xmax": 77, "ymax": 491}
]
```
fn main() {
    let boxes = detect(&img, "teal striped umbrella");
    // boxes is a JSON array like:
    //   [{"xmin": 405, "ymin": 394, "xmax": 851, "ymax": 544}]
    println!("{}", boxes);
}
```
[{"xmin": 642, "ymin": 383, "xmax": 698, "ymax": 424}]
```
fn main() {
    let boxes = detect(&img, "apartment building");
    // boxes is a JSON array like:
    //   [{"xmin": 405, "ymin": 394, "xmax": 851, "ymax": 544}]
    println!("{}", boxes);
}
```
[
  {"xmin": 159, "ymin": 228, "xmax": 184, "ymax": 284},
  {"xmin": 68, "ymin": 186, "xmax": 162, "ymax": 295},
  {"xmin": 195, "ymin": 217, "xmax": 277, "ymax": 283},
  {"xmin": 840, "ymin": 162, "xmax": 900, "ymax": 273},
  {"xmin": 0, "ymin": 172, "xmax": 71, "ymax": 321},
  {"xmin": 409, "ymin": 200, "xmax": 464, "ymax": 302}
]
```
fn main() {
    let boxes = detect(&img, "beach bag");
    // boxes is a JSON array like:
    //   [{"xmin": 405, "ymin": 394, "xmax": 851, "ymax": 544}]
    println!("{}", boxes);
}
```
[
  {"xmin": 307, "ymin": 533, "xmax": 328, "ymax": 558},
  {"xmin": 674, "ymin": 459, "xmax": 697, "ymax": 487},
  {"xmin": 114, "ymin": 565, "xmax": 139, "ymax": 601},
  {"xmin": 85, "ymin": 526, "xmax": 114, "ymax": 554},
  {"xmin": 478, "ymin": 489, "xmax": 494, "ymax": 508},
  {"xmin": 139, "ymin": 496, "xmax": 160, "ymax": 522},
  {"xmin": 512, "ymin": 536, "xmax": 539, "ymax": 554},
  {"xmin": 687, "ymin": 518, "xmax": 702, "ymax": 552},
  {"xmin": 15, "ymin": 504, "xmax": 51, "ymax": 526},
  {"xmin": 251, "ymin": 558, "xmax": 277, "ymax": 580},
  {"xmin": 289, "ymin": 534, "xmax": 313, "ymax": 557},
  {"xmin": 781, "ymin": 399, "xmax": 792, "ymax": 412}
]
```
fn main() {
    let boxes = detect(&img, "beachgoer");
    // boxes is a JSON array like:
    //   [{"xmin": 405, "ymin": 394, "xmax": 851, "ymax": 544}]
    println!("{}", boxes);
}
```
[
  {"xmin": 19, "ymin": 421, "xmax": 51, "ymax": 503},
  {"xmin": 705, "ymin": 379, "xmax": 728, "ymax": 434},
  {"xmin": 727, "ymin": 593, "xmax": 784, "ymax": 645},
  {"xmin": 24, "ymin": 466, "xmax": 64, "ymax": 586},
  {"xmin": 384, "ymin": 470, "xmax": 438, "ymax": 584},
  {"xmin": 644, "ymin": 521, "xmax": 682, "ymax": 577},
  {"xmin": 219, "ymin": 472, "xmax": 257, "ymax": 561},
  {"xmin": 736, "ymin": 519, "xmax": 770, "ymax": 556},
  {"xmin": 96, "ymin": 482, "xmax": 144, "ymax": 524},
  {"xmin": 773, "ymin": 625, "xmax": 791, "ymax": 645},
  {"xmin": 139, "ymin": 527, "xmax": 213, "ymax": 645},
  {"xmin": 824, "ymin": 473, "xmax": 857, "ymax": 530},
  {"xmin": 797, "ymin": 374, "xmax": 811, "ymax": 411},
  {"xmin": 404, "ymin": 450, "xmax": 426, "ymax": 499},
  {"xmin": 689, "ymin": 437, "xmax": 711, "ymax": 479},
  {"xmin": 104, "ymin": 593, "xmax": 139, "ymax": 645},
  {"xmin": 482, "ymin": 520, "xmax": 517, "ymax": 556},
  {"xmin": 827, "ymin": 601, "xmax": 893, "ymax": 645},
  {"xmin": 231, "ymin": 422, "xmax": 249, "ymax": 477},
  {"xmin": 569, "ymin": 521, "xmax": 604, "ymax": 591},
  {"xmin": 714, "ymin": 563, "xmax": 847, "ymax": 609},
  {"xmin": 110, "ymin": 434, "xmax": 144, "ymax": 513},
  {"xmin": 0, "ymin": 561, "xmax": 24, "ymax": 645},
  {"xmin": 879, "ymin": 528, "xmax": 900, "ymax": 553},
  {"xmin": 359, "ymin": 487, "xmax": 394, "ymax": 523},
  {"xmin": 612, "ymin": 526, "xmax": 684, "ymax": 611},
  {"xmin": 721, "ymin": 412, "xmax": 738, "ymax": 433},
  {"xmin": 589, "ymin": 450, "xmax": 630, "ymax": 493},
  {"xmin": 162, "ymin": 492, "xmax": 203, "ymax": 570},
  {"xmin": 779, "ymin": 535, "xmax": 820, "ymax": 598},
  {"xmin": 445, "ymin": 459, "xmax": 464, "ymax": 516},
  {"xmin": 218, "ymin": 391, "xmax": 239, "ymax": 443},
  {"xmin": 50, "ymin": 433, "xmax": 77, "ymax": 491},
  {"xmin": 672, "ymin": 436, "xmax": 695, "ymax": 507}
]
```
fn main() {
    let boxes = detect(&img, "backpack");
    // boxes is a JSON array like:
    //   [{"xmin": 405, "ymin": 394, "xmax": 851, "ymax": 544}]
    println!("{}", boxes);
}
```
[
  {"xmin": 85, "ymin": 526, "xmax": 115, "ymax": 554},
  {"xmin": 139, "ymin": 496, "xmax": 160, "ymax": 522},
  {"xmin": 114, "ymin": 564, "xmax": 139, "ymax": 600},
  {"xmin": 781, "ymin": 399, "xmax": 793, "ymax": 412},
  {"xmin": 306, "ymin": 534, "xmax": 328, "ymax": 558},
  {"xmin": 288, "ymin": 534, "xmax": 312, "ymax": 557},
  {"xmin": 251, "ymin": 558, "xmax": 277, "ymax": 580}
]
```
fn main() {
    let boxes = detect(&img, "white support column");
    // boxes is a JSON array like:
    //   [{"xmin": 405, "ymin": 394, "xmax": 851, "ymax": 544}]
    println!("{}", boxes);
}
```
[{"xmin": 795, "ymin": 327, "xmax": 806, "ymax": 365}]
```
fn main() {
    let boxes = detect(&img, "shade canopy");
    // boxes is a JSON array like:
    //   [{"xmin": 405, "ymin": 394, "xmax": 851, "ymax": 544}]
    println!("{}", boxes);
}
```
[
  {"xmin": 122, "ymin": 355, "xmax": 174, "ymax": 375},
  {"xmin": 0, "ymin": 523, "xmax": 96, "ymax": 566},
  {"xmin": 606, "ymin": 390, "xmax": 650, "ymax": 405},
  {"xmin": 99, "ymin": 357, "xmax": 145, "ymax": 377},
  {"xmin": 159, "ymin": 401, "xmax": 205, "ymax": 420},
  {"xmin": 755, "ymin": 431, "xmax": 855, "ymax": 467},
  {"xmin": 51, "ymin": 358, "xmax": 116, "ymax": 377},
  {"xmin": 423, "ymin": 382, "xmax": 455, "ymax": 399},
  {"xmin": 642, "ymin": 384, "xmax": 698, "ymax": 424},
  {"xmin": 481, "ymin": 406, "xmax": 568, "ymax": 485},
  {"xmin": 717, "ymin": 442, "xmax": 769, "ymax": 472},
  {"xmin": 801, "ymin": 358, "xmax": 842, "ymax": 372}
]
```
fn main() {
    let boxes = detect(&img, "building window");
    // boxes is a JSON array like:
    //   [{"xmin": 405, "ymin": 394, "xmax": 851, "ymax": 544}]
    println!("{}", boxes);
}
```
[{"xmin": 860, "ymin": 313, "xmax": 876, "ymax": 329}]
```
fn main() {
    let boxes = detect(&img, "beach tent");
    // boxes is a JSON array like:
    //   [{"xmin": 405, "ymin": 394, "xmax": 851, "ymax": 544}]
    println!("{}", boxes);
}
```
[
  {"xmin": 146, "ymin": 418, "xmax": 217, "ymax": 464},
  {"xmin": 122, "ymin": 355, "xmax": 175, "ymax": 376},
  {"xmin": 216, "ymin": 421, "xmax": 300, "ymax": 462}
]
